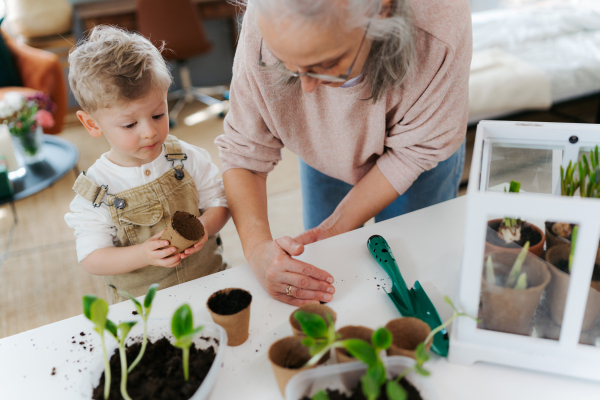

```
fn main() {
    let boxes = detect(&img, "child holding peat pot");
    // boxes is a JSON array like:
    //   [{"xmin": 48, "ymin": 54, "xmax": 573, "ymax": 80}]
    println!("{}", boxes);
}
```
[{"xmin": 64, "ymin": 26, "xmax": 230, "ymax": 304}]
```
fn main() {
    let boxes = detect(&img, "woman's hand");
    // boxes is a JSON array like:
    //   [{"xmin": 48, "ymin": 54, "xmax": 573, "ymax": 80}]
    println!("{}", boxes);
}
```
[
  {"xmin": 248, "ymin": 236, "xmax": 336, "ymax": 306},
  {"xmin": 138, "ymin": 230, "xmax": 183, "ymax": 268}
]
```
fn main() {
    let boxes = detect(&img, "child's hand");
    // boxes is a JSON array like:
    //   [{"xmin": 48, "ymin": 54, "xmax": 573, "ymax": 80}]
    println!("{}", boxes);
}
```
[
  {"xmin": 139, "ymin": 230, "xmax": 182, "ymax": 268},
  {"xmin": 180, "ymin": 220, "xmax": 208, "ymax": 260}
]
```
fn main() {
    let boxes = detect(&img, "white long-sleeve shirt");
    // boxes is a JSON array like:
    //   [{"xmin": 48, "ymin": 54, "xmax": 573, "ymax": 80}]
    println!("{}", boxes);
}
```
[{"xmin": 65, "ymin": 139, "xmax": 227, "ymax": 262}]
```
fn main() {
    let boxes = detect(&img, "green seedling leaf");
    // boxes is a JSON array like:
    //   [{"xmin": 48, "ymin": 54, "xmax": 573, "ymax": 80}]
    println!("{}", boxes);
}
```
[
  {"xmin": 172, "ymin": 304, "xmax": 193, "ymax": 339},
  {"xmin": 343, "ymin": 339, "xmax": 378, "ymax": 368},
  {"xmin": 361, "ymin": 374, "xmax": 380, "ymax": 400},
  {"xmin": 415, "ymin": 364, "xmax": 431, "ymax": 377},
  {"xmin": 569, "ymin": 226, "xmax": 579, "ymax": 272},
  {"xmin": 120, "ymin": 290, "xmax": 143, "ymax": 316},
  {"xmin": 415, "ymin": 343, "xmax": 430, "ymax": 365},
  {"xmin": 302, "ymin": 336, "xmax": 316, "ymax": 347},
  {"xmin": 312, "ymin": 390, "xmax": 330, "ymax": 400},
  {"xmin": 506, "ymin": 241, "xmax": 529, "ymax": 288},
  {"xmin": 106, "ymin": 319, "xmax": 118, "ymax": 339},
  {"xmin": 367, "ymin": 360, "xmax": 386, "ymax": 385},
  {"xmin": 294, "ymin": 310, "xmax": 328, "ymax": 338},
  {"xmin": 89, "ymin": 298, "xmax": 108, "ymax": 333},
  {"xmin": 118, "ymin": 321, "xmax": 137, "ymax": 342},
  {"xmin": 82, "ymin": 295, "xmax": 98, "ymax": 320},
  {"xmin": 514, "ymin": 272, "xmax": 527, "ymax": 290},
  {"xmin": 508, "ymin": 180, "xmax": 520, "ymax": 193},
  {"xmin": 371, "ymin": 327, "xmax": 393, "ymax": 351},
  {"xmin": 386, "ymin": 380, "xmax": 408, "ymax": 400},
  {"xmin": 309, "ymin": 340, "xmax": 328, "ymax": 357},
  {"xmin": 485, "ymin": 256, "xmax": 496, "ymax": 286},
  {"xmin": 144, "ymin": 283, "xmax": 159, "ymax": 310}
]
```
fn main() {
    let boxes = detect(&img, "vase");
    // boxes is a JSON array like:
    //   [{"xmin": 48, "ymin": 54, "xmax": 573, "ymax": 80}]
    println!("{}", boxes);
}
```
[{"xmin": 12, "ymin": 125, "xmax": 45, "ymax": 164}]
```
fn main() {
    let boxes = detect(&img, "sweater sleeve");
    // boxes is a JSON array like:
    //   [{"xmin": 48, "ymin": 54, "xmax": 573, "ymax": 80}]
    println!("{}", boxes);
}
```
[
  {"xmin": 215, "ymin": 7, "xmax": 284, "ymax": 175},
  {"xmin": 376, "ymin": 12, "xmax": 472, "ymax": 195}
]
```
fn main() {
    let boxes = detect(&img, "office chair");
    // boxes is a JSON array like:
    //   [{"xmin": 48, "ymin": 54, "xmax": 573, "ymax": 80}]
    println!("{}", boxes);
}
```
[{"xmin": 135, "ymin": 0, "xmax": 228, "ymax": 127}]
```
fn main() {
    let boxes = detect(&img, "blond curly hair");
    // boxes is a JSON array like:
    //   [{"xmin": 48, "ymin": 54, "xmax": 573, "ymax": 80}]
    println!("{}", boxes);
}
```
[{"xmin": 68, "ymin": 25, "xmax": 172, "ymax": 112}]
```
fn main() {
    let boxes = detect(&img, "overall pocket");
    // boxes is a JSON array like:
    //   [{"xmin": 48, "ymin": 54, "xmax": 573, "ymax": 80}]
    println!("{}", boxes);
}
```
[{"xmin": 118, "ymin": 203, "xmax": 165, "ymax": 245}]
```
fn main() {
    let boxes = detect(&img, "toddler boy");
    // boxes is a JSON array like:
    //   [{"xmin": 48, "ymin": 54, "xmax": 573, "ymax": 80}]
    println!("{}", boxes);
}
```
[{"xmin": 65, "ymin": 26, "xmax": 230, "ymax": 304}]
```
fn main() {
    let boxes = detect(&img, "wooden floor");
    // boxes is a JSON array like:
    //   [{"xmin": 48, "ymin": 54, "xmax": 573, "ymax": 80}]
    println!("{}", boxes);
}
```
[{"xmin": 0, "ymin": 95, "xmax": 598, "ymax": 338}]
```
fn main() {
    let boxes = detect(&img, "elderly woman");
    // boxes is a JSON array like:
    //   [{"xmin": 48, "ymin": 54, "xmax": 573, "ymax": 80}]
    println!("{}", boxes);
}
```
[{"xmin": 216, "ymin": 0, "xmax": 472, "ymax": 306}]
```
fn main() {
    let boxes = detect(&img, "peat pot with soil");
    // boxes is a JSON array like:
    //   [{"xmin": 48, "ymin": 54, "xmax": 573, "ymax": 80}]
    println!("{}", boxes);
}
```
[
  {"xmin": 207, "ymin": 287, "xmax": 252, "ymax": 346},
  {"xmin": 481, "ymin": 245, "xmax": 550, "ymax": 335},
  {"xmin": 83, "ymin": 285, "xmax": 226, "ymax": 400},
  {"xmin": 160, "ymin": 211, "xmax": 205, "ymax": 254},
  {"xmin": 545, "ymin": 242, "xmax": 600, "ymax": 330}
]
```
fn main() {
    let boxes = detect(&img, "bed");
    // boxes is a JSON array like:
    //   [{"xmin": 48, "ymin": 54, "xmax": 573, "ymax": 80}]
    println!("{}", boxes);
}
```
[{"xmin": 468, "ymin": 3, "xmax": 600, "ymax": 123}]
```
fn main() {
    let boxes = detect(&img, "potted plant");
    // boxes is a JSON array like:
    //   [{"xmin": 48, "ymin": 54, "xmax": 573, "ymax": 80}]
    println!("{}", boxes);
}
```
[
  {"xmin": 0, "ymin": 91, "xmax": 56, "ymax": 164},
  {"xmin": 289, "ymin": 304, "xmax": 337, "ymax": 336},
  {"xmin": 547, "ymin": 146, "xmax": 600, "ymax": 250},
  {"xmin": 481, "ymin": 243, "xmax": 551, "ymax": 335},
  {"xmin": 287, "ymin": 297, "xmax": 477, "ymax": 400},
  {"xmin": 83, "ymin": 284, "xmax": 227, "ymax": 400},
  {"xmin": 545, "ymin": 227, "xmax": 600, "ymax": 330},
  {"xmin": 485, "ymin": 181, "xmax": 545, "ymax": 257}
]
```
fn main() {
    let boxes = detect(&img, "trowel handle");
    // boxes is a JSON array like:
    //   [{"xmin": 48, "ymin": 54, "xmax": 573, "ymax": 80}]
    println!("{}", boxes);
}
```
[{"xmin": 367, "ymin": 235, "xmax": 409, "ymax": 293}]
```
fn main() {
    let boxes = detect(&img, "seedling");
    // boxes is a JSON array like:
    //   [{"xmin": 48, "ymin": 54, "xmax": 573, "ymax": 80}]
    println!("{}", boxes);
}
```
[
  {"xmin": 82, "ymin": 295, "xmax": 111, "ymax": 400},
  {"xmin": 105, "ymin": 321, "xmax": 137, "ymax": 400},
  {"xmin": 293, "ymin": 310, "xmax": 339, "ymax": 368},
  {"xmin": 486, "ymin": 241, "xmax": 529, "ymax": 289},
  {"xmin": 561, "ymin": 161, "xmax": 579, "ymax": 197},
  {"xmin": 498, "ymin": 180, "xmax": 522, "ymax": 244},
  {"xmin": 171, "ymin": 304, "xmax": 203, "ymax": 381},
  {"xmin": 303, "ymin": 297, "xmax": 479, "ymax": 400},
  {"xmin": 579, "ymin": 146, "xmax": 600, "ymax": 198},
  {"xmin": 120, "ymin": 283, "xmax": 159, "ymax": 372},
  {"xmin": 569, "ymin": 226, "xmax": 579, "ymax": 272}
]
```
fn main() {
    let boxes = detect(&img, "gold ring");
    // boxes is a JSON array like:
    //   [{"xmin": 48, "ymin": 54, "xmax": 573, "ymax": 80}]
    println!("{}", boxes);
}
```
[{"xmin": 286, "ymin": 285, "xmax": 293, "ymax": 297}]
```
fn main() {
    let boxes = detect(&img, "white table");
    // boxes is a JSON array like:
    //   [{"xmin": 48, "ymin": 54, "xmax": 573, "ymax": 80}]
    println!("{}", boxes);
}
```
[{"xmin": 1, "ymin": 196, "xmax": 599, "ymax": 399}]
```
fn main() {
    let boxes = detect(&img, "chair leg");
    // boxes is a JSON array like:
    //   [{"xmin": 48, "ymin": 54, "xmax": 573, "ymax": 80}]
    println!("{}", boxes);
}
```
[
  {"xmin": 192, "ymin": 89, "xmax": 222, "ymax": 106},
  {"xmin": 169, "ymin": 96, "xmax": 189, "ymax": 122}
]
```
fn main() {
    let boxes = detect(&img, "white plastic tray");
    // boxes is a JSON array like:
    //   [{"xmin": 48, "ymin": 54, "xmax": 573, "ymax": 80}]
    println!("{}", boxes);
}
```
[
  {"xmin": 82, "ymin": 318, "xmax": 227, "ymax": 399},
  {"xmin": 285, "ymin": 356, "xmax": 439, "ymax": 400}
]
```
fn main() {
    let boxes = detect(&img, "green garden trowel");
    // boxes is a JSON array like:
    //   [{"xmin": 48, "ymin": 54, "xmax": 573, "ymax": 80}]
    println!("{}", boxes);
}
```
[{"xmin": 367, "ymin": 235, "xmax": 449, "ymax": 357}]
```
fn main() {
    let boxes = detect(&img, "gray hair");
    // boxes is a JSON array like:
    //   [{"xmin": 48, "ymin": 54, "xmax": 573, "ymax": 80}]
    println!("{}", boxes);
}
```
[{"xmin": 233, "ymin": 0, "xmax": 414, "ymax": 103}]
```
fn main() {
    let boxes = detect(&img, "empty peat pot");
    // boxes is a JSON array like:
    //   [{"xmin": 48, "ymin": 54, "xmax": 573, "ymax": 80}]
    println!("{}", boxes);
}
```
[
  {"xmin": 160, "ymin": 211, "xmax": 205, "ymax": 254},
  {"xmin": 207, "ymin": 288, "xmax": 252, "ymax": 346},
  {"xmin": 268, "ymin": 335, "xmax": 329, "ymax": 396},
  {"xmin": 289, "ymin": 303, "xmax": 337, "ymax": 336},
  {"xmin": 385, "ymin": 317, "xmax": 432, "ymax": 359},
  {"xmin": 481, "ymin": 251, "xmax": 550, "ymax": 335},
  {"xmin": 546, "ymin": 245, "xmax": 600, "ymax": 330},
  {"xmin": 334, "ymin": 325, "xmax": 374, "ymax": 364},
  {"xmin": 485, "ymin": 219, "xmax": 545, "ymax": 258}
]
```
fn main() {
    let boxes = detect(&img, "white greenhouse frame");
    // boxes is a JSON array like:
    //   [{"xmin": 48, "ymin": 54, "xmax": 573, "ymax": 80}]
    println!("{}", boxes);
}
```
[{"xmin": 449, "ymin": 120, "xmax": 600, "ymax": 381}]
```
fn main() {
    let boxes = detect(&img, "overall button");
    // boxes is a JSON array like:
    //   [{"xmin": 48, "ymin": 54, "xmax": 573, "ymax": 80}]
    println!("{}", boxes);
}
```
[{"xmin": 145, "ymin": 170, "xmax": 151, "ymax": 176}]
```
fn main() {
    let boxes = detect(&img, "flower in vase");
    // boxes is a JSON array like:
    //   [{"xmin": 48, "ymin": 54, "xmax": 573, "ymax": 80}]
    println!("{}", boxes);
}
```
[
  {"xmin": 34, "ymin": 110, "xmax": 55, "ymax": 129},
  {"xmin": 0, "ymin": 92, "xmax": 25, "ymax": 118}
]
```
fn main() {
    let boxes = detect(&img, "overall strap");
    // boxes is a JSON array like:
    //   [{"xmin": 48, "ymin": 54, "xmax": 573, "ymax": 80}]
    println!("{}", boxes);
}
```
[
  {"xmin": 72, "ymin": 171, "xmax": 126, "ymax": 209},
  {"xmin": 163, "ymin": 135, "xmax": 188, "ymax": 180},
  {"xmin": 73, "ymin": 171, "xmax": 107, "ymax": 208},
  {"xmin": 163, "ymin": 135, "xmax": 186, "ymax": 160}
]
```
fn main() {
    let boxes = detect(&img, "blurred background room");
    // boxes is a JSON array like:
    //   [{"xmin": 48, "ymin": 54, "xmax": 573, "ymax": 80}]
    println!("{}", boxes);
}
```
[{"xmin": 1, "ymin": 0, "xmax": 599, "ymax": 338}]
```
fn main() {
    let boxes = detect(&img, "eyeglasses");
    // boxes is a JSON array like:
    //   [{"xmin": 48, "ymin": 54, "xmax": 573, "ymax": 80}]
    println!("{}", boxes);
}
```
[{"xmin": 258, "ymin": 25, "xmax": 370, "ymax": 83}]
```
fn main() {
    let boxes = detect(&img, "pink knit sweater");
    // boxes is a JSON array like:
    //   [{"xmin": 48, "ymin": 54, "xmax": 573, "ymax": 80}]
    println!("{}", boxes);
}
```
[{"xmin": 216, "ymin": 0, "xmax": 472, "ymax": 195}]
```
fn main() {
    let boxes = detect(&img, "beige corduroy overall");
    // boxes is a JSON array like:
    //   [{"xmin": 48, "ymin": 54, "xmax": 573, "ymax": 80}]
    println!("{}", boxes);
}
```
[{"xmin": 73, "ymin": 135, "xmax": 228, "ymax": 304}]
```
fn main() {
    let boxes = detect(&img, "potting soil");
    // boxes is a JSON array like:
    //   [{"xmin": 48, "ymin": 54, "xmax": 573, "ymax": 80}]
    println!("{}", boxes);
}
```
[
  {"xmin": 555, "ymin": 259, "xmax": 600, "ymax": 281},
  {"xmin": 208, "ymin": 289, "xmax": 252, "ymax": 315},
  {"xmin": 487, "ymin": 221, "xmax": 542, "ymax": 248},
  {"xmin": 92, "ymin": 337, "xmax": 216, "ymax": 400},
  {"xmin": 172, "ymin": 211, "xmax": 204, "ymax": 241},
  {"xmin": 299, "ymin": 377, "xmax": 422, "ymax": 400}
]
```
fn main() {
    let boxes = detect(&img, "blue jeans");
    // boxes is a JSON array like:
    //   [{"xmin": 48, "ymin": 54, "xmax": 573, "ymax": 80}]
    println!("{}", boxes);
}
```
[{"xmin": 299, "ymin": 141, "xmax": 466, "ymax": 230}]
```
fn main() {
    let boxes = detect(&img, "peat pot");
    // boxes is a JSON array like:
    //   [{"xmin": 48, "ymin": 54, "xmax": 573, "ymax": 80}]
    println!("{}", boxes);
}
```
[{"xmin": 481, "ymin": 251, "xmax": 550, "ymax": 335}]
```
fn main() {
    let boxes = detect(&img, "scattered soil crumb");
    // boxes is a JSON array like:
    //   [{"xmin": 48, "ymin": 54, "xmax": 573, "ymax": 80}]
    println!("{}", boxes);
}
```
[
  {"xmin": 80, "ymin": 332, "xmax": 85, "ymax": 336},
  {"xmin": 132, "ymin": 311, "xmax": 138, "ymax": 315},
  {"xmin": 51, "ymin": 367, "xmax": 56, "ymax": 376}
]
